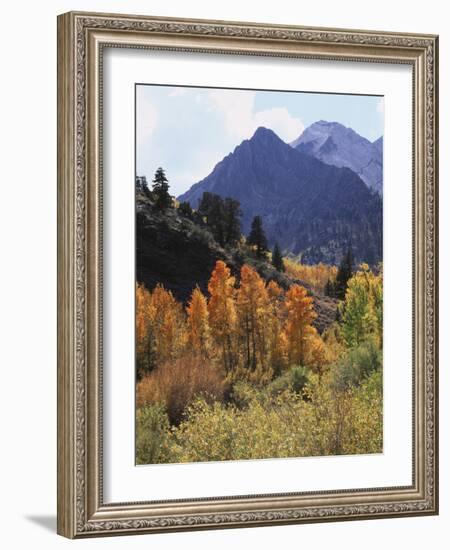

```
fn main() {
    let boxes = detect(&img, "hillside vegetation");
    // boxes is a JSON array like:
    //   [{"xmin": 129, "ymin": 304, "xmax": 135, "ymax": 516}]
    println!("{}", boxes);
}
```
[{"xmin": 135, "ymin": 173, "xmax": 383, "ymax": 464}]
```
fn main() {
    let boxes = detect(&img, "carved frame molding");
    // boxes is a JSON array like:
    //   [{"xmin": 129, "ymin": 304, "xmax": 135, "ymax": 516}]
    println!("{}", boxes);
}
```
[{"xmin": 57, "ymin": 11, "xmax": 438, "ymax": 538}]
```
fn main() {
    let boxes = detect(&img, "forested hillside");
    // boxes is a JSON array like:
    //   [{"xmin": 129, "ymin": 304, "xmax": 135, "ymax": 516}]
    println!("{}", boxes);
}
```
[{"xmin": 135, "ymin": 171, "xmax": 383, "ymax": 464}]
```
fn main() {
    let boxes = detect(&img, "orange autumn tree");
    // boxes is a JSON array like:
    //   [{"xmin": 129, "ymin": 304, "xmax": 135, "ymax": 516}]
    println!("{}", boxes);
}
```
[
  {"xmin": 207, "ymin": 260, "xmax": 238, "ymax": 373},
  {"xmin": 186, "ymin": 286, "xmax": 210, "ymax": 358},
  {"xmin": 136, "ymin": 283, "xmax": 156, "ymax": 377},
  {"xmin": 304, "ymin": 333, "xmax": 329, "ymax": 373},
  {"xmin": 266, "ymin": 280, "xmax": 288, "ymax": 376},
  {"xmin": 236, "ymin": 265, "xmax": 271, "ymax": 380},
  {"xmin": 150, "ymin": 284, "xmax": 187, "ymax": 365},
  {"xmin": 284, "ymin": 284, "xmax": 317, "ymax": 366}
]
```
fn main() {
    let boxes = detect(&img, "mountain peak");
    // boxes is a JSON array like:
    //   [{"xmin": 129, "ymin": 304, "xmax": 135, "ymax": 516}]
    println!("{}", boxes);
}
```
[
  {"xmin": 309, "ymin": 120, "xmax": 355, "ymax": 137},
  {"xmin": 178, "ymin": 123, "xmax": 381, "ymax": 265},
  {"xmin": 291, "ymin": 121, "xmax": 383, "ymax": 194},
  {"xmin": 315, "ymin": 120, "xmax": 341, "ymax": 127},
  {"xmin": 250, "ymin": 126, "xmax": 282, "ymax": 144}
]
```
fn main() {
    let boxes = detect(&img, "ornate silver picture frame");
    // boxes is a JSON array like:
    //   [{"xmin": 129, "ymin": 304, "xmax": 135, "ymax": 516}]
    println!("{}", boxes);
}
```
[{"xmin": 57, "ymin": 11, "xmax": 438, "ymax": 538}]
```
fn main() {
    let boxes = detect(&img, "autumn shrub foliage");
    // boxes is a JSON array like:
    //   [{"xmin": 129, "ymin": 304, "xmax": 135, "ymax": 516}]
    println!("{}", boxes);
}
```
[
  {"xmin": 284, "ymin": 258, "xmax": 338, "ymax": 293},
  {"xmin": 136, "ymin": 260, "xmax": 383, "ymax": 465},
  {"xmin": 167, "ymin": 370, "xmax": 382, "ymax": 462},
  {"xmin": 136, "ymin": 355, "xmax": 226, "ymax": 425}
]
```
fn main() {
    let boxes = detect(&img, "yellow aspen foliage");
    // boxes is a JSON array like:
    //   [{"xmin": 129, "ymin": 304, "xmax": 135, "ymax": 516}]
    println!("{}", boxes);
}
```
[
  {"xmin": 322, "ymin": 322, "xmax": 346, "ymax": 364},
  {"xmin": 150, "ymin": 284, "xmax": 187, "ymax": 364},
  {"xmin": 304, "ymin": 333, "xmax": 329, "ymax": 374},
  {"xmin": 284, "ymin": 284, "xmax": 317, "ymax": 366},
  {"xmin": 340, "ymin": 264, "xmax": 383, "ymax": 348},
  {"xmin": 236, "ymin": 265, "xmax": 271, "ymax": 379},
  {"xmin": 266, "ymin": 280, "xmax": 287, "ymax": 375},
  {"xmin": 136, "ymin": 283, "xmax": 153, "ymax": 350},
  {"xmin": 267, "ymin": 279, "xmax": 283, "ymax": 301},
  {"xmin": 186, "ymin": 286, "xmax": 210, "ymax": 357},
  {"xmin": 284, "ymin": 258, "xmax": 338, "ymax": 293},
  {"xmin": 207, "ymin": 261, "xmax": 238, "ymax": 372},
  {"xmin": 136, "ymin": 283, "xmax": 157, "ymax": 376}
]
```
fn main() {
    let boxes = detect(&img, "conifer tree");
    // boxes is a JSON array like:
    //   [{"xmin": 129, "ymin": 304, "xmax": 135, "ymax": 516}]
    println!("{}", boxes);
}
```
[
  {"xmin": 152, "ymin": 167, "xmax": 172, "ymax": 210},
  {"xmin": 198, "ymin": 192, "xmax": 241, "ymax": 247},
  {"xmin": 178, "ymin": 201, "xmax": 193, "ymax": 219},
  {"xmin": 198, "ymin": 192, "xmax": 225, "ymax": 246},
  {"xmin": 136, "ymin": 176, "xmax": 152, "ymax": 199},
  {"xmin": 335, "ymin": 247, "xmax": 354, "ymax": 299},
  {"xmin": 142, "ymin": 178, "xmax": 152, "ymax": 200},
  {"xmin": 247, "ymin": 215, "xmax": 268, "ymax": 259},
  {"xmin": 197, "ymin": 191, "xmax": 214, "ymax": 220},
  {"xmin": 325, "ymin": 278, "xmax": 335, "ymax": 297},
  {"xmin": 272, "ymin": 243, "xmax": 285, "ymax": 272},
  {"xmin": 223, "ymin": 197, "xmax": 241, "ymax": 247}
]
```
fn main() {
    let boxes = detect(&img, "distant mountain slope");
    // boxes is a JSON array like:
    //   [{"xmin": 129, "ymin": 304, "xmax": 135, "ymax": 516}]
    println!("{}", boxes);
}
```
[
  {"xmin": 373, "ymin": 135, "xmax": 383, "ymax": 157},
  {"xmin": 291, "ymin": 121, "xmax": 383, "ymax": 195},
  {"xmin": 178, "ymin": 127, "xmax": 382, "ymax": 265}
]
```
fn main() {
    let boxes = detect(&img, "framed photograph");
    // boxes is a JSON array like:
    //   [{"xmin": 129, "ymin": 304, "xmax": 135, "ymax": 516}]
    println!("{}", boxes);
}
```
[{"xmin": 57, "ymin": 11, "xmax": 439, "ymax": 538}]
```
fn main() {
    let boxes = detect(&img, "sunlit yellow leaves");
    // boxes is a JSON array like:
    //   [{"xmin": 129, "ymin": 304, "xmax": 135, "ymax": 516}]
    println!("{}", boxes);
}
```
[
  {"xmin": 284, "ymin": 259, "xmax": 337, "ymax": 293},
  {"xmin": 207, "ymin": 260, "xmax": 238, "ymax": 372},
  {"xmin": 186, "ymin": 286, "xmax": 210, "ymax": 358},
  {"xmin": 137, "ymin": 260, "xmax": 330, "ymax": 381},
  {"xmin": 236, "ymin": 265, "xmax": 271, "ymax": 380},
  {"xmin": 135, "ymin": 260, "xmax": 383, "ymax": 465},
  {"xmin": 340, "ymin": 264, "xmax": 383, "ymax": 348},
  {"xmin": 166, "ymin": 369, "xmax": 382, "ymax": 463},
  {"xmin": 284, "ymin": 284, "xmax": 317, "ymax": 366}
]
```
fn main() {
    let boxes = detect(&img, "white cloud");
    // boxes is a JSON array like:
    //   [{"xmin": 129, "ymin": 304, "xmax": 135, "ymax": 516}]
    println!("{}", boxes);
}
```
[
  {"xmin": 137, "ymin": 90, "xmax": 158, "ymax": 142},
  {"xmin": 207, "ymin": 89, "xmax": 256, "ymax": 141},
  {"xmin": 206, "ymin": 89, "xmax": 304, "ymax": 143},
  {"xmin": 254, "ymin": 107, "xmax": 304, "ymax": 142}
]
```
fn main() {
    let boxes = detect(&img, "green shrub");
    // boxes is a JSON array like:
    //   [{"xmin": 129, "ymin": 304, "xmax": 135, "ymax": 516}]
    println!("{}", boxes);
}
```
[
  {"xmin": 330, "ymin": 338, "xmax": 381, "ymax": 391},
  {"xmin": 268, "ymin": 365, "xmax": 310, "ymax": 396},
  {"xmin": 165, "ymin": 373, "xmax": 383, "ymax": 463},
  {"xmin": 229, "ymin": 381, "xmax": 259, "ymax": 408},
  {"xmin": 347, "ymin": 370, "xmax": 383, "ymax": 454},
  {"xmin": 136, "ymin": 404, "xmax": 171, "ymax": 465},
  {"xmin": 290, "ymin": 366, "xmax": 310, "ymax": 393},
  {"xmin": 135, "ymin": 352, "xmax": 383, "ymax": 465}
]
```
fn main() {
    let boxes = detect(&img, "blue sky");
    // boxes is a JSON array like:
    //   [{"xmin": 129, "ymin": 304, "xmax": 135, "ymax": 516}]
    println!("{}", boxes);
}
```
[{"xmin": 136, "ymin": 84, "xmax": 384, "ymax": 197}]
